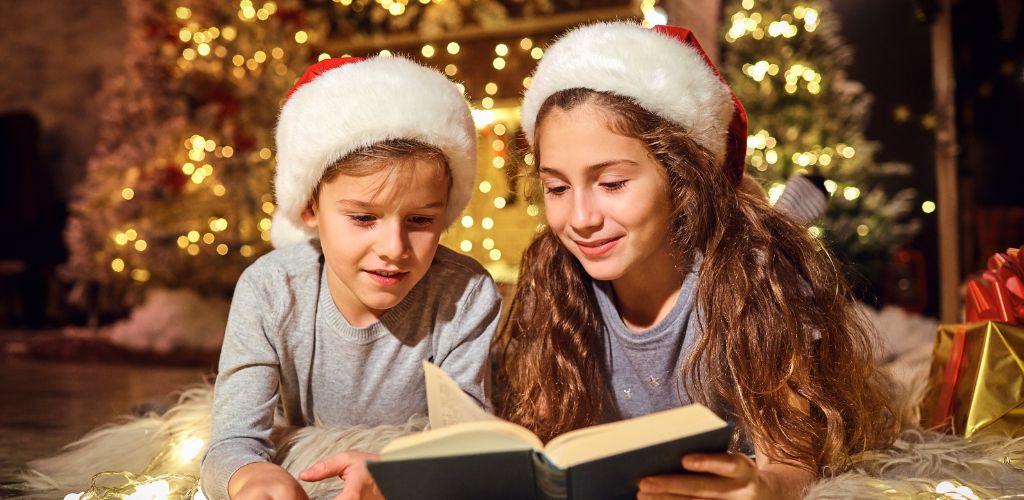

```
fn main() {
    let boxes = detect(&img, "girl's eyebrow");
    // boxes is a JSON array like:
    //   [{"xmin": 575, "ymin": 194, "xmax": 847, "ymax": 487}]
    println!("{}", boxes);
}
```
[{"xmin": 539, "ymin": 159, "xmax": 638, "ymax": 176}]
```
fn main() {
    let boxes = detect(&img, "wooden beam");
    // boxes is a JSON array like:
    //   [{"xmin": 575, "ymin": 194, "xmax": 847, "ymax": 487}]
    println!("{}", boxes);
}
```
[
  {"xmin": 322, "ymin": 6, "xmax": 639, "ymax": 54},
  {"xmin": 931, "ymin": 0, "xmax": 960, "ymax": 323}
]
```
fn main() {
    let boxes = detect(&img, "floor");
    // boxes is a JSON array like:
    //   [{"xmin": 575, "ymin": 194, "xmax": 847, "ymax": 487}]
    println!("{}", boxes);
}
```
[{"xmin": 0, "ymin": 338, "xmax": 208, "ymax": 495}]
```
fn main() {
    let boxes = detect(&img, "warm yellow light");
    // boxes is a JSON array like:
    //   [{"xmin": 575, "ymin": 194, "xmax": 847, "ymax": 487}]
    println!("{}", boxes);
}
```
[
  {"xmin": 493, "ymin": 123, "xmax": 506, "ymax": 135},
  {"xmin": 491, "ymin": 139, "xmax": 505, "ymax": 152},
  {"xmin": 522, "ymin": 76, "xmax": 533, "ymax": 89},
  {"xmin": 111, "ymin": 259, "xmax": 125, "ymax": 272},
  {"xmin": 494, "ymin": 197, "xmax": 507, "ymax": 209},
  {"xmin": 479, "ymin": 181, "xmax": 492, "ymax": 193},
  {"xmin": 177, "ymin": 236, "xmax": 189, "ymax": 249},
  {"xmin": 922, "ymin": 201, "xmax": 936, "ymax": 213},
  {"xmin": 259, "ymin": 218, "xmax": 272, "ymax": 231},
  {"xmin": 197, "ymin": 43, "xmax": 211, "ymax": 57},
  {"xmin": 444, "ymin": 64, "xmax": 457, "ymax": 76},
  {"xmin": 459, "ymin": 240, "xmax": 472, "ymax": 252},
  {"xmin": 262, "ymin": 201, "xmax": 275, "ymax": 214},
  {"xmin": 182, "ymin": 48, "xmax": 197, "ymax": 61},
  {"xmin": 114, "ymin": 233, "xmax": 129, "ymax": 246},
  {"xmin": 176, "ymin": 436, "xmax": 205, "ymax": 463},
  {"xmin": 240, "ymin": 245, "xmax": 254, "ymax": 257},
  {"xmin": 485, "ymin": 82, "xmax": 498, "ymax": 95},
  {"xmin": 856, "ymin": 224, "xmax": 870, "ymax": 237},
  {"xmin": 530, "ymin": 47, "xmax": 543, "ymax": 60},
  {"xmin": 765, "ymin": 150, "xmax": 778, "ymax": 164},
  {"xmin": 271, "ymin": 47, "xmax": 284, "ymax": 59},
  {"xmin": 527, "ymin": 204, "xmax": 540, "ymax": 217},
  {"xmin": 176, "ymin": 7, "xmax": 192, "ymax": 19},
  {"xmin": 188, "ymin": 230, "xmax": 200, "ymax": 243},
  {"xmin": 216, "ymin": 244, "xmax": 229, "ymax": 255},
  {"xmin": 489, "ymin": 249, "xmax": 502, "ymax": 261},
  {"xmin": 125, "ymin": 479, "xmax": 167, "ymax": 500},
  {"xmin": 122, "ymin": 188, "xmax": 135, "ymax": 200},
  {"xmin": 222, "ymin": 146, "xmax": 234, "ymax": 158},
  {"xmin": 213, "ymin": 184, "xmax": 226, "ymax": 196},
  {"xmin": 482, "ymin": 238, "xmax": 494, "ymax": 250},
  {"xmin": 187, "ymin": 244, "xmax": 200, "ymax": 256},
  {"xmin": 130, "ymin": 269, "xmax": 151, "ymax": 283},
  {"xmin": 134, "ymin": 240, "xmax": 147, "ymax": 252},
  {"xmin": 481, "ymin": 217, "xmax": 494, "ymax": 230},
  {"xmin": 843, "ymin": 186, "xmax": 861, "ymax": 201},
  {"xmin": 222, "ymin": 27, "xmax": 237, "ymax": 41},
  {"xmin": 259, "ymin": 148, "xmax": 272, "ymax": 160},
  {"xmin": 179, "ymin": 28, "xmax": 192, "ymax": 42},
  {"xmin": 808, "ymin": 226, "xmax": 822, "ymax": 238},
  {"xmin": 379, "ymin": 49, "xmax": 392, "ymax": 57},
  {"xmin": 492, "ymin": 57, "xmax": 506, "ymax": 70},
  {"xmin": 492, "ymin": 157, "xmax": 505, "ymax": 169},
  {"xmin": 295, "ymin": 30, "xmax": 308, "ymax": 44},
  {"xmin": 447, "ymin": 42, "xmax": 460, "ymax": 55},
  {"xmin": 421, "ymin": 45, "xmax": 435, "ymax": 58},
  {"xmin": 388, "ymin": 3, "xmax": 405, "ymax": 15},
  {"xmin": 495, "ymin": 43, "xmax": 509, "ymax": 56},
  {"xmin": 481, "ymin": 97, "xmax": 494, "ymax": 109},
  {"xmin": 460, "ymin": 215, "xmax": 474, "ymax": 228},
  {"xmin": 520, "ymin": 38, "xmax": 533, "ymax": 50},
  {"xmin": 203, "ymin": 233, "xmax": 215, "ymax": 244}
]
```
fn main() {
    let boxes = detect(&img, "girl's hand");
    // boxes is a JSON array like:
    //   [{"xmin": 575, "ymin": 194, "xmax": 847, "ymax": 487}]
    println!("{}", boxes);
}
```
[
  {"xmin": 299, "ymin": 451, "xmax": 383, "ymax": 500},
  {"xmin": 637, "ymin": 452, "xmax": 770, "ymax": 499}
]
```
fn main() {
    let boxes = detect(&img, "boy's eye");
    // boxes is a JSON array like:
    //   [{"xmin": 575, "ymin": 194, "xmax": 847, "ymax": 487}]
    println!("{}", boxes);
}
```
[
  {"xmin": 349, "ymin": 214, "xmax": 377, "ymax": 225},
  {"xmin": 600, "ymin": 180, "xmax": 628, "ymax": 191},
  {"xmin": 408, "ymin": 216, "xmax": 434, "ymax": 226}
]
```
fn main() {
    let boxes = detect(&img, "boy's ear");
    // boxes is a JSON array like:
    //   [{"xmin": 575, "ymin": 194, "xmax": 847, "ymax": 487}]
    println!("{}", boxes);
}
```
[{"xmin": 300, "ymin": 201, "xmax": 318, "ymax": 229}]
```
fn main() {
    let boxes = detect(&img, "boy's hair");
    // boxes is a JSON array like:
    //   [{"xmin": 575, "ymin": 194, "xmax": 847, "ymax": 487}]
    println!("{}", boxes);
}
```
[
  {"xmin": 493, "ymin": 88, "xmax": 899, "ymax": 475},
  {"xmin": 310, "ymin": 139, "xmax": 452, "ymax": 207}
]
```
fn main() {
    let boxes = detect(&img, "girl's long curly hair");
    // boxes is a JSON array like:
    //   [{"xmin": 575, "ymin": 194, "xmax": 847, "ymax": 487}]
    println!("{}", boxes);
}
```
[{"xmin": 493, "ymin": 88, "xmax": 898, "ymax": 474}]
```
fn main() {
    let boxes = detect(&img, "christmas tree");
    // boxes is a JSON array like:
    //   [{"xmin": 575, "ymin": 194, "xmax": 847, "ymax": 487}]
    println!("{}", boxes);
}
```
[
  {"xmin": 721, "ymin": 0, "xmax": 920, "ymax": 266},
  {"xmin": 63, "ymin": 0, "xmax": 326, "ymax": 315}
]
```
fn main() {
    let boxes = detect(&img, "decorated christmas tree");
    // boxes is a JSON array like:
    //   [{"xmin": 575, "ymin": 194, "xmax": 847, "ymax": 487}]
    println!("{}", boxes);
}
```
[
  {"xmin": 63, "ymin": 0, "xmax": 326, "ymax": 315},
  {"xmin": 721, "ymin": 0, "xmax": 920, "ymax": 266}
]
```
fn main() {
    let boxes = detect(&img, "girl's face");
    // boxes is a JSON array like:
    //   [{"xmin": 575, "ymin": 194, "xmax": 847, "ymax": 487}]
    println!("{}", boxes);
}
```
[
  {"xmin": 303, "ymin": 160, "xmax": 448, "ymax": 327},
  {"xmin": 537, "ymin": 103, "xmax": 676, "ymax": 283}
]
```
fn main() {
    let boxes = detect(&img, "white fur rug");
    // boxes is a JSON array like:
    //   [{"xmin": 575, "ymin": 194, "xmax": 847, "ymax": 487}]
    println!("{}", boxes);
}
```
[{"xmin": 16, "ymin": 306, "xmax": 1024, "ymax": 499}]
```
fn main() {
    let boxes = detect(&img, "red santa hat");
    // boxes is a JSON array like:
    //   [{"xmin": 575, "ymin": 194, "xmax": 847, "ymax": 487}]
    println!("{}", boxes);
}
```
[
  {"xmin": 519, "ymin": 22, "xmax": 748, "ymax": 186},
  {"xmin": 271, "ymin": 56, "xmax": 476, "ymax": 247}
]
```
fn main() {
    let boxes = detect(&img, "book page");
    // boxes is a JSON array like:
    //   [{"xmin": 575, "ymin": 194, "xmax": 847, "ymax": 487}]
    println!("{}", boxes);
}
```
[
  {"xmin": 543, "ymin": 403, "xmax": 727, "ymax": 468},
  {"xmin": 423, "ymin": 360, "xmax": 497, "ymax": 428},
  {"xmin": 379, "ymin": 420, "xmax": 542, "ymax": 460}
]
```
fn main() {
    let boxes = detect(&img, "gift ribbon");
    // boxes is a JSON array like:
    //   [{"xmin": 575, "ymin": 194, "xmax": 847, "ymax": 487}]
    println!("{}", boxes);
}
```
[{"xmin": 931, "ymin": 324, "xmax": 969, "ymax": 430}]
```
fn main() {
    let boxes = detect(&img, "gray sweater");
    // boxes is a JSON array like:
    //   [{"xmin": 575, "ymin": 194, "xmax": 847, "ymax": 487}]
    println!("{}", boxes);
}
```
[{"xmin": 199, "ymin": 241, "xmax": 501, "ymax": 499}]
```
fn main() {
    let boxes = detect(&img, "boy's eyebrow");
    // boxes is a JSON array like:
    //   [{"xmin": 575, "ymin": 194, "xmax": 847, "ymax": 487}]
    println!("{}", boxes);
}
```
[
  {"xmin": 539, "ymin": 159, "xmax": 638, "ymax": 176},
  {"xmin": 335, "ymin": 199, "xmax": 446, "ymax": 210}
]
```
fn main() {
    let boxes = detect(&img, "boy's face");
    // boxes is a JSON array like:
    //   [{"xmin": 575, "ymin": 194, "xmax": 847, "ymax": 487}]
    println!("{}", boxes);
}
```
[{"xmin": 302, "ymin": 159, "xmax": 448, "ymax": 327}]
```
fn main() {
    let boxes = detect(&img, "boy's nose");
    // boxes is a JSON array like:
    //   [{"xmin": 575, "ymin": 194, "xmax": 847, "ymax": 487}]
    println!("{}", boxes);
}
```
[{"xmin": 376, "ymin": 220, "xmax": 410, "ymax": 261}]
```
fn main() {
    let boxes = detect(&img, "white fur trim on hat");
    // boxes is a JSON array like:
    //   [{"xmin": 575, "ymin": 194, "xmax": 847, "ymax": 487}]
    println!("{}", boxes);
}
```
[
  {"xmin": 272, "ymin": 56, "xmax": 476, "ymax": 248},
  {"xmin": 520, "ymin": 22, "xmax": 734, "ymax": 163}
]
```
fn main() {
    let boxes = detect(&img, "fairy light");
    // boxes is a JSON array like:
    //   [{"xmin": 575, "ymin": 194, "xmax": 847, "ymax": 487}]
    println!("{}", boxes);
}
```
[
  {"xmin": 527, "ymin": 204, "xmax": 540, "ymax": 217},
  {"xmin": 493, "ymin": 197, "xmax": 507, "ymax": 209},
  {"xmin": 421, "ymin": 45, "xmax": 435, "ymax": 58},
  {"xmin": 768, "ymin": 183, "xmax": 785, "ymax": 204},
  {"xmin": 134, "ymin": 240, "xmax": 148, "ymax": 252},
  {"xmin": 203, "ymin": 233, "xmax": 216, "ymax": 245},
  {"xmin": 444, "ymin": 64, "xmax": 457, "ymax": 76},
  {"xmin": 530, "ymin": 47, "xmax": 543, "ymax": 60},
  {"xmin": 843, "ymin": 186, "xmax": 861, "ymax": 201},
  {"xmin": 479, "ymin": 181, "xmax": 493, "ymax": 194},
  {"xmin": 494, "ymin": 43, "xmax": 508, "ymax": 56},
  {"xmin": 481, "ymin": 97, "xmax": 494, "ymax": 109},
  {"xmin": 492, "ymin": 57, "xmax": 506, "ymax": 70},
  {"xmin": 520, "ymin": 38, "xmax": 533, "ymax": 50},
  {"xmin": 112, "ymin": 259, "xmax": 125, "ymax": 272},
  {"xmin": 175, "ymin": 7, "xmax": 191, "ymax": 19},
  {"xmin": 447, "ymin": 42, "xmax": 460, "ymax": 55},
  {"xmin": 294, "ymin": 30, "xmax": 308, "ymax": 44},
  {"xmin": 460, "ymin": 215, "xmax": 474, "ymax": 228},
  {"xmin": 131, "ymin": 269, "xmax": 151, "ymax": 283},
  {"xmin": 485, "ymin": 82, "xmax": 498, "ymax": 95},
  {"xmin": 481, "ymin": 217, "xmax": 494, "ymax": 230},
  {"xmin": 460, "ymin": 240, "xmax": 472, "ymax": 252},
  {"xmin": 482, "ymin": 238, "xmax": 495, "ymax": 250},
  {"xmin": 922, "ymin": 201, "xmax": 936, "ymax": 213},
  {"xmin": 492, "ymin": 157, "xmax": 505, "ymax": 168},
  {"xmin": 489, "ymin": 249, "xmax": 502, "ymax": 261},
  {"xmin": 240, "ymin": 245, "xmax": 254, "ymax": 257}
]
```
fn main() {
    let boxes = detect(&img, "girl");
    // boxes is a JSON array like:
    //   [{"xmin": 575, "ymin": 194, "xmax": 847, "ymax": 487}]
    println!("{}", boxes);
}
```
[
  {"xmin": 202, "ymin": 56, "xmax": 500, "ymax": 499},
  {"xmin": 495, "ymin": 23, "xmax": 897, "ymax": 498}
]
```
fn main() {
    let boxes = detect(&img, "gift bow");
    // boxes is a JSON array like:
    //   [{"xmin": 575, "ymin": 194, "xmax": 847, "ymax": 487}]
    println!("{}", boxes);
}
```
[{"xmin": 965, "ymin": 245, "xmax": 1024, "ymax": 325}]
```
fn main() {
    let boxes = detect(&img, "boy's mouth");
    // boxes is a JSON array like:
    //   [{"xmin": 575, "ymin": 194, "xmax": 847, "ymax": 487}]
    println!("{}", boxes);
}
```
[{"xmin": 365, "ymin": 269, "xmax": 408, "ymax": 286}]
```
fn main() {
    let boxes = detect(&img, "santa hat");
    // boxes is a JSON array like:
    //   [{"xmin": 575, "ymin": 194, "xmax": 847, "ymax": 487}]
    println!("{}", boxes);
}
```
[
  {"xmin": 271, "ymin": 56, "xmax": 476, "ymax": 247},
  {"xmin": 520, "ymin": 22, "xmax": 747, "ymax": 186}
]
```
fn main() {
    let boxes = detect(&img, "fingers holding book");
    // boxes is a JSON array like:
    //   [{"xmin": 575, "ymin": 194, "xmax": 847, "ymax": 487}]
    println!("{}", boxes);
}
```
[
  {"xmin": 637, "ymin": 452, "xmax": 761, "ymax": 499},
  {"xmin": 299, "ymin": 451, "xmax": 383, "ymax": 500}
]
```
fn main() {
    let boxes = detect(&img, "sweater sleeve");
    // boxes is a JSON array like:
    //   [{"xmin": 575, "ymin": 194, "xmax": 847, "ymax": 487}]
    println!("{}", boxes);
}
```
[
  {"xmin": 433, "ymin": 273, "xmax": 502, "ymax": 412},
  {"xmin": 199, "ymin": 269, "xmax": 283, "ymax": 500}
]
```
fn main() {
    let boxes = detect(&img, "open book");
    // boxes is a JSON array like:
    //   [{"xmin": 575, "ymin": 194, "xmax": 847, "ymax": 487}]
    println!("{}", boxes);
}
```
[{"xmin": 366, "ymin": 361, "xmax": 732, "ymax": 500}]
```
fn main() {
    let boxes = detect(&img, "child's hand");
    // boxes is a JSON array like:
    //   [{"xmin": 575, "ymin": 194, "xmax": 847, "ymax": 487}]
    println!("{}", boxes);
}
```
[
  {"xmin": 229, "ymin": 462, "xmax": 310, "ymax": 500},
  {"xmin": 299, "ymin": 451, "xmax": 383, "ymax": 500},
  {"xmin": 636, "ymin": 453, "xmax": 769, "ymax": 499}
]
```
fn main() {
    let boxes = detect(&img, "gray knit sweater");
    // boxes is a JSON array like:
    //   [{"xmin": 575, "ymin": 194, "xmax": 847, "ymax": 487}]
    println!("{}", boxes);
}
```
[{"xmin": 199, "ymin": 241, "xmax": 501, "ymax": 499}]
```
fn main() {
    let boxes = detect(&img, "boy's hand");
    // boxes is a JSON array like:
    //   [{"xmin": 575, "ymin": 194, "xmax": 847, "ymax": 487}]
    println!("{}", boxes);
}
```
[
  {"xmin": 299, "ymin": 451, "xmax": 383, "ymax": 500},
  {"xmin": 637, "ymin": 453, "xmax": 766, "ymax": 500},
  {"xmin": 229, "ymin": 462, "xmax": 310, "ymax": 500}
]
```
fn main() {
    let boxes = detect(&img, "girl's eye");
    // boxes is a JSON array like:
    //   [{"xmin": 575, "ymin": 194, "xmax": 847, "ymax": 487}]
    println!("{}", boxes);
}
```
[
  {"xmin": 544, "ymin": 185, "xmax": 568, "ymax": 195},
  {"xmin": 349, "ymin": 214, "xmax": 377, "ymax": 225},
  {"xmin": 408, "ymin": 216, "xmax": 434, "ymax": 226},
  {"xmin": 601, "ymin": 180, "xmax": 628, "ymax": 191}
]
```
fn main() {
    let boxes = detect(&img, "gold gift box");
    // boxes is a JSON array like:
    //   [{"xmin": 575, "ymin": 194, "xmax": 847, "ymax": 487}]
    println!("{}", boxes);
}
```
[{"xmin": 923, "ymin": 321, "xmax": 1024, "ymax": 438}]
